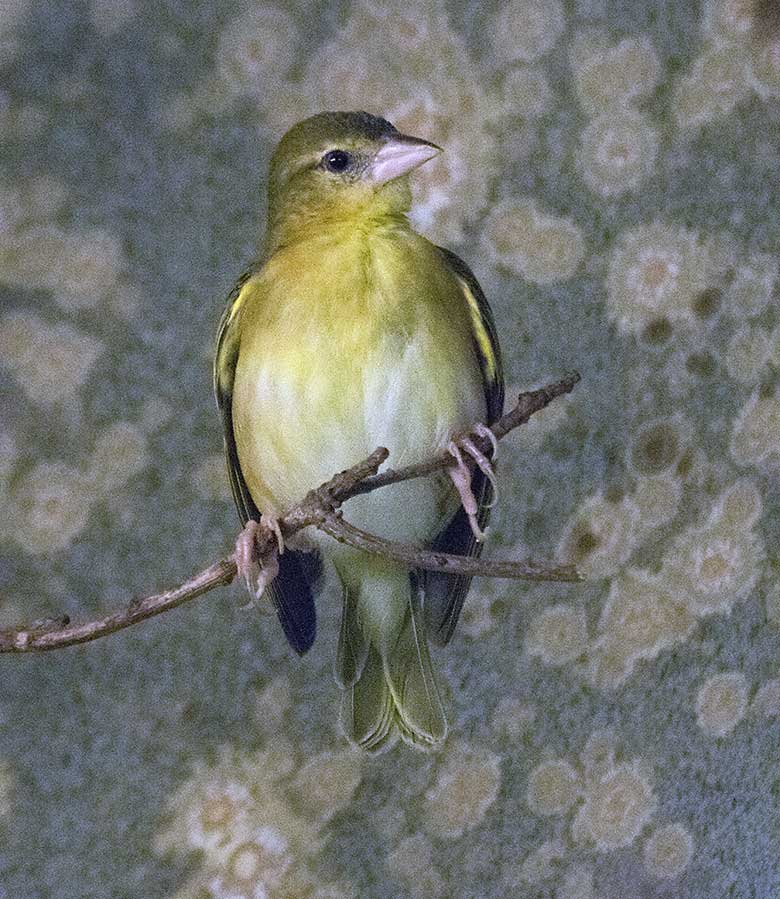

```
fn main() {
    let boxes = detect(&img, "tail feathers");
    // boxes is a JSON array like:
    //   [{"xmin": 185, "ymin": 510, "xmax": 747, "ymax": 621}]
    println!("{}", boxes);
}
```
[
  {"xmin": 384, "ymin": 595, "xmax": 447, "ymax": 750},
  {"xmin": 338, "ymin": 578, "xmax": 447, "ymax": 753},
  {"xmin": 335, "ymin": 585, "xmax": 369, "ymax": 689},
  {"xmin": 340, "ymin": 643, "xmax": 396, "ymax": 752}
]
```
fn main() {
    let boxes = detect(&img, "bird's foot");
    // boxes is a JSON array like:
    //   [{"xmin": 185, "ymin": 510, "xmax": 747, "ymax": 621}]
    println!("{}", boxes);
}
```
[
  {"xmin": 234, "ymin": 515, "xmax": 284, "ymax": 605},
  {"xmin": 446, "ymin": 424, "xmax": 499, "ymax": 543}
]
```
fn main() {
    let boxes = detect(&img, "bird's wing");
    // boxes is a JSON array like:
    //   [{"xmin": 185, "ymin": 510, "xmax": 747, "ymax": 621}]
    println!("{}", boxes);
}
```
[
  {"xmin": 214, "ymin": 269, "xmax": 320, "ymax": 655},
  {"xmin": 214, "ymin": 269, "xmax": 258, "ymax": 524},
  {"xmin": 422, "ymin": 247, "xmax": 505, "ymax": 646}
]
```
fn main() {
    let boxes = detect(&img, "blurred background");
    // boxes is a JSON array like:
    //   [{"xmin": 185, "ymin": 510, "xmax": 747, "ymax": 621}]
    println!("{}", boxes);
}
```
[{"xmin": 1, "ymin": 0, "xmax": 779, "ymax": 896}]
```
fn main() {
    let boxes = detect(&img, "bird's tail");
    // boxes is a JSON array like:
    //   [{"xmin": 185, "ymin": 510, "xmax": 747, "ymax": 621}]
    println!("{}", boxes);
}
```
[{"xmin": 335, "ymin": 561, "xmax": 447, "ymax": 752}]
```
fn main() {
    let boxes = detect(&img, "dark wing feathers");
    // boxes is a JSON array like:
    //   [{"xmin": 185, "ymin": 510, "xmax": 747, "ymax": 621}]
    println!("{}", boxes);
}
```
[
  {"xmin": 214, "ymin": 269, "xmax": 320, "ymax": 655},
  {"xmin": 214, "ymin": 271, "xmax": 257, "ymax": 524},
  {"xmin": 422, "ymin": 247, "xmax": 505, "ymax": 647},
  {"xmin": 437, "ymin": 247, "xmax": 505, "ymax": 422}
]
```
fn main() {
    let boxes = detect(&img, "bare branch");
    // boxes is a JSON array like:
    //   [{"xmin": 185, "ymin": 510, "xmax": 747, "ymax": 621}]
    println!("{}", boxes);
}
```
[
  {"xmin": 319, "ymin": 513, "xmax": 581, "ymax": 582},
  {"xmin": 0, "ymin": 374, "xmax": 580, "ymax": 654},
  {"xmin": 350, "ymin": 372, "xmax": 581, "ymax": 497},
  {"xmin": 0, "ymin": 559, "xmax": 237, "ymax": 652},
  {"xmin": 0, "ymin": 449, "xmax": 394, "ymax": 654}
]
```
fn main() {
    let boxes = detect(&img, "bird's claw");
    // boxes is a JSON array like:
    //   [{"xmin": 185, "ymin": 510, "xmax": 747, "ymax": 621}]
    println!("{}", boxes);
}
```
[
  {"xmin": 461, "ymin": 427, "xmax": 499, "ymax": 508},
  {"xmin": 474, "ymin": 422, "xmax": 499, "ymax": 460},
  {"xmin": 446, "ymin": 424, "xmax": 499, "ymax": 542},
  {"xmin": 234, "ymin": 515, "xmax": 283, "ymax": 605}
]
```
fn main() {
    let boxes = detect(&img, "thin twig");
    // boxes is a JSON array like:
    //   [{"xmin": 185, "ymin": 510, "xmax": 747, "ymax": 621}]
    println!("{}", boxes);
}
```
[
  {"xmin": 319, "ymin": 514, "xmax": 581, "ymax": 582},
  {"xmin": 0, "ymin": 560, "xmax": 238, "ymax": 652},
  {"xmin": 350, "ymin": 372, "xmax": 580, "ymax": 497},
  {"xmin": 0, "ymin": 374, "xmax": 580, "ymax": 654}
]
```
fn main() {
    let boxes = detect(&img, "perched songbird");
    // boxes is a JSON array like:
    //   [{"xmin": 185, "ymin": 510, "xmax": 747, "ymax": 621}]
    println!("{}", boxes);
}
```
[{"xmin": 214, "ymin": 111, "xmax": 504, "ymax": 751}]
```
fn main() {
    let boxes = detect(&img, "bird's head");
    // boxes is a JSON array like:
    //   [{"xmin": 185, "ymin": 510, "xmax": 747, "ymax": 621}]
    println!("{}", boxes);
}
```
[{"xmin": 265, "ymin": 111, "xmax": 440, "ymax": 250}]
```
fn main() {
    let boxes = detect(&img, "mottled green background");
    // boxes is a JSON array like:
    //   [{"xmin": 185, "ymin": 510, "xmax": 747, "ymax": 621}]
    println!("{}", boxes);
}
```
[{"xmin": 2, "ymin": 1, "xmax": 780, "ymax": 897}]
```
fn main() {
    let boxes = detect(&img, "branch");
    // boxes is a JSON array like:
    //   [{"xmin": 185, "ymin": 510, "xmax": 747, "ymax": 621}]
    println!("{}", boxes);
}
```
[
  {"xmin": 350, "ymin": 371, "xmax": 581, "ymax": 497},
  {"xmin": 319, "ymin": 514, "xmax": 581, "ymax": 582},
  {"xmin": 0, "ymin": 373, "xmax": 581, "ymax": 654},
  {"xmin": 1, "ymin": 560, "xmax": 237, "ymax": 652}
]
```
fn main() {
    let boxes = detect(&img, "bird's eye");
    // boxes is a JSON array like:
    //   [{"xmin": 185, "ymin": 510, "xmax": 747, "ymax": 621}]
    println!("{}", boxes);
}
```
[{"xmin": 323, "ymin": 150, "xmax": 352, "ymax": 173}]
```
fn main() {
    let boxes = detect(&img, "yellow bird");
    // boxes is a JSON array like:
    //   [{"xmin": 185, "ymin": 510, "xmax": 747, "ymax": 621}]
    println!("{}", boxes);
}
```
[{"xmin": 214, "ymin": 111, "xmax": 504, "ymax": 751}]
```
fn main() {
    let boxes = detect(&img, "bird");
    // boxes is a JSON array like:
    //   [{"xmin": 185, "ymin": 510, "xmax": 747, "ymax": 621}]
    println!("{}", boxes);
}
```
[{"xmin": 214, "ymin": 111, "xmax": 504, "ymax": 752}]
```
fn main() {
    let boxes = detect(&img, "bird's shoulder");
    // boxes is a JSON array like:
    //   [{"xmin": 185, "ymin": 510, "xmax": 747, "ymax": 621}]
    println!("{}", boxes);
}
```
[{"xmin": 213, "ymin": 264, "xmax": 262, "ymax": 405}]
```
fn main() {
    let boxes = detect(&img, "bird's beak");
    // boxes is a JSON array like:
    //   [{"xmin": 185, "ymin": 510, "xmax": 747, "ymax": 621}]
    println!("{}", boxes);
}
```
[{"xmin": 369, "ymin": 134, "xmax": 442, "ymax": 184}]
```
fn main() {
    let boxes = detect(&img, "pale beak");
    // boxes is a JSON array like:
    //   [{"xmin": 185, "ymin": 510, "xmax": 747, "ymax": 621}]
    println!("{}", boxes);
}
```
[{"xmin": 369, "ymin": 134, "xmax": 442, "ymax": 184}]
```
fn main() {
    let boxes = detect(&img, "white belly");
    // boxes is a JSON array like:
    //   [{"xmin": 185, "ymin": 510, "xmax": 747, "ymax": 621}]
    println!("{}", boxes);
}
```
[{"xmin": 235, "ymin": 327, "xmax": 483, "ymax": 546}]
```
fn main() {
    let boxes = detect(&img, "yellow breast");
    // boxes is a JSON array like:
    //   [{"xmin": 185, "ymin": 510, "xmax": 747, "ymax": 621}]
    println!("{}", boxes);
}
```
[{"xmin": 231, "ymin": 223, "xmax": 485, "ymax": 540}]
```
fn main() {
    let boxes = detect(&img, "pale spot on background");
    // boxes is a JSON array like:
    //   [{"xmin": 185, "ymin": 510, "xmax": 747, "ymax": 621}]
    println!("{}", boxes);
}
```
[
  {"xmin": 423, "ymin": 742, "xmax": 502, "ymax": 839},
  {"xmin": 0, "ymin": 311, "xmax": 104, "ymax": 407},
  {"xmin": 579, "ymin": 109, "xmax": 659, "ymax": 199},
  {"xmin": 695, "ymin": 670, "xmax": 749, "ymax": 736},
  {"xmin": 643, "ymin": 822, "xmax": 695, "ymax": 879},
  {"xmin": 525, "ymin": 603, "xmax": 587, "ymax": 666},
  {"xmin": 571, "ymin": 760, "xmax": 656, "ymax": 851},
  {"xmin": 570, "ymin": 33, "xmax": 661, "ymax": 113},
  {"xmin": 482, "ymin": 198, "xmax": 585, "ymax": 285},
  {"xmin": 489, "ymin": 0, "xmax": 566, "ymax": 64},
  {"xmin": 526, "ymin": 758, "xmax": 582, "ymax": 816},
  {"xmin": 386, "ymin": 833, "xmax": 446, "ymax": 899}
]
